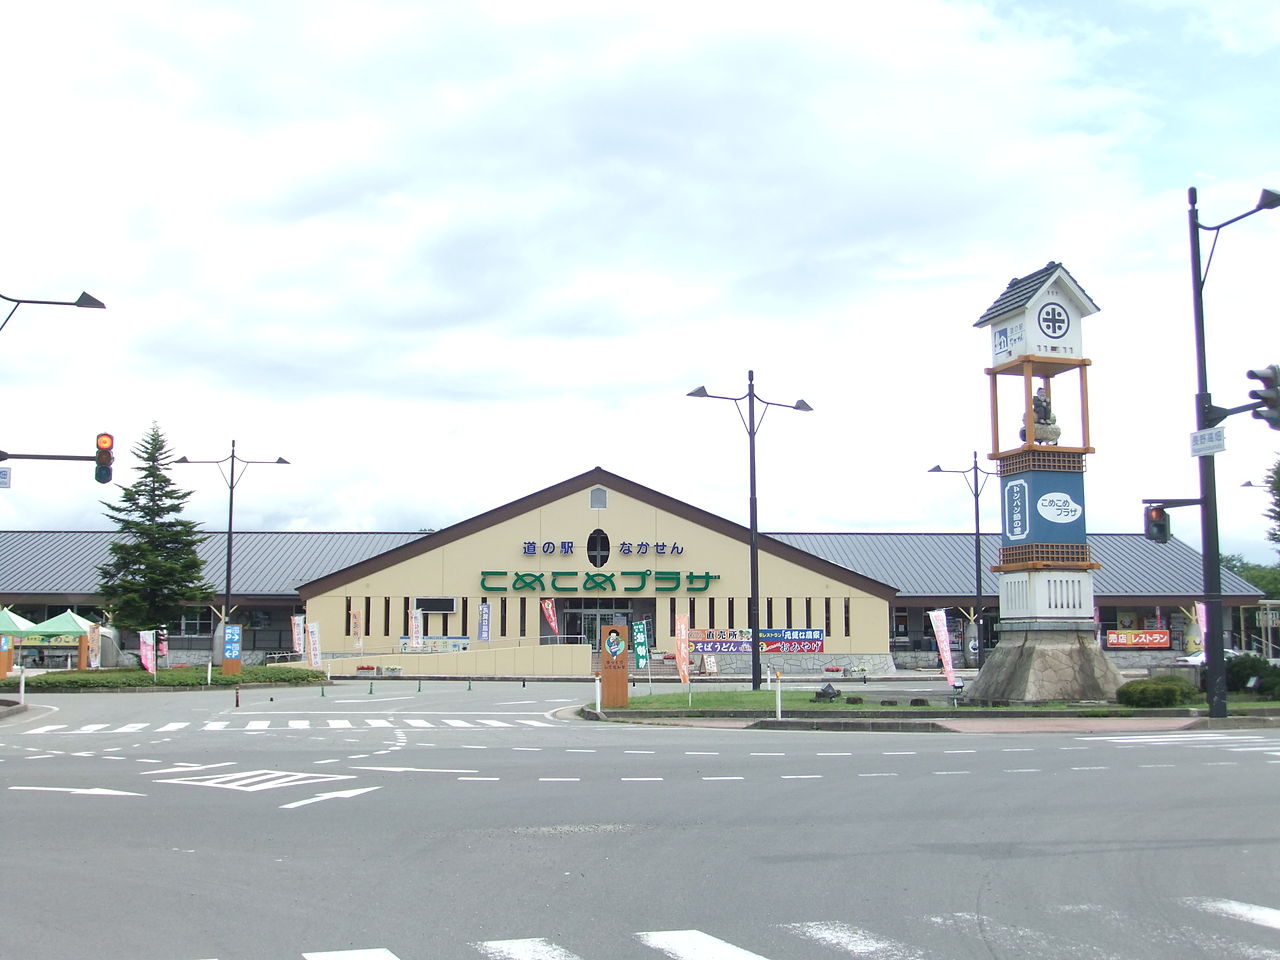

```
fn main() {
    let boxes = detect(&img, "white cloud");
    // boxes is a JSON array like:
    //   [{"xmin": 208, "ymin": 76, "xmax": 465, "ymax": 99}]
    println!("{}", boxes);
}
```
[{"xmin": 0, "ymin": 0, "xmax": 1276, "ymax": 569}]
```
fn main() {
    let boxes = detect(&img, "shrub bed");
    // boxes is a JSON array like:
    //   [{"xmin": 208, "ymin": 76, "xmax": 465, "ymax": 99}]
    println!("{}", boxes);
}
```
[
  {"xmin": 1116, "ymin": 674, "xmax": 1201, "ymax": 708},
  {"xmin": 0, "ymin": 665, "xmax": 325, "ymax": 691}
]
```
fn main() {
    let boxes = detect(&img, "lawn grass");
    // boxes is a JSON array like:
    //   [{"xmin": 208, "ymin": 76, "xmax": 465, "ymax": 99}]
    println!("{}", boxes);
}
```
[{"xmin": 608, "ymin": 689, "xmax": 1280, "ymax": 712}]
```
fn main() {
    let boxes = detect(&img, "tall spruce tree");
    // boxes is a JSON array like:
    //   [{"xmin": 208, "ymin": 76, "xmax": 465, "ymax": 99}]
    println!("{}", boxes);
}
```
[{"xmin": 97, "ymin": 424, "xmax": 213, "ymax": 631}]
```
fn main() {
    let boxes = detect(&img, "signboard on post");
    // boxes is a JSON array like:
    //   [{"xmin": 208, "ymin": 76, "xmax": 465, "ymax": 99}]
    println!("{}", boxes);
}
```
[
  {"xmin": 599, "ymin": 623, "xmax": 629, "ymax": 708},
  {"xmin": 224, "ymin": 624, "xmax": 243, "ymax": 676}
]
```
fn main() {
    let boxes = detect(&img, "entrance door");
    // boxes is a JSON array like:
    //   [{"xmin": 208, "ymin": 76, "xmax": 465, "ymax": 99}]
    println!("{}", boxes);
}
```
[{"xmin": 562, "ymin": 602, "xmax": 631, "ymax": 652}]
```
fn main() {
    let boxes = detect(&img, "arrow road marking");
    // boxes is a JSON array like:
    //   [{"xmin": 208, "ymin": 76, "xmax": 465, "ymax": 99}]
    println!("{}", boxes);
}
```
[
  {"xmin": 10, "ymin": 786, "xmax": 146, "ymax": 797},
  {"xmin": 280, "ymin": 786, "xmax": 382, "ymax": 809}
]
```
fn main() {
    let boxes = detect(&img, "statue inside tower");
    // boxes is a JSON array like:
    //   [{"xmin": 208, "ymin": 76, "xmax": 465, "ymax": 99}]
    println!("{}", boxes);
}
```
[{"xmin": 1020, "ymin": 387, "xmax": 1061, "ymax": 444}]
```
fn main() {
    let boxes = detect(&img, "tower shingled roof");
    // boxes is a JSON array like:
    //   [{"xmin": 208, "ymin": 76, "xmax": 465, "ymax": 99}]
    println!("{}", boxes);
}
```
[{"xmin": 976, "ymin": 261, "xmax": 1097, "ymax": 326}]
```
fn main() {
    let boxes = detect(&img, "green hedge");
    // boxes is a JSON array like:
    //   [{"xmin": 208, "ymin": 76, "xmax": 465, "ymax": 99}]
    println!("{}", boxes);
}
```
[
  {"xmin": 1116, "ymin": 675, "xmax": 1202, "ymax": 708},
  {"xmin": 0, "ymin": 665, "xmax": 325, "ymax": 691}
]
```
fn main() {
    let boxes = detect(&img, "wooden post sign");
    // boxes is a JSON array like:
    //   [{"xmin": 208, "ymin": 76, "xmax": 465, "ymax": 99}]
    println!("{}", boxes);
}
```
[{"xmin": 599, "ymin": 624, "xmax": 630, "ymax": 709}]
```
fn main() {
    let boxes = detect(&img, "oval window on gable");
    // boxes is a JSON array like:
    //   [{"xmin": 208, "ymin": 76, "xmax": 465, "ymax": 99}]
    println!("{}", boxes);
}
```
[{"xmin": 586, "ymin": 529, "xmax": 610, "ymax": 568}]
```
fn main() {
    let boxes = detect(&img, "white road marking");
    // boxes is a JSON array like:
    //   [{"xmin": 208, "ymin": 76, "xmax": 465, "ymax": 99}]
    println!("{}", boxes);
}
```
[
  {"xmin": 1186, "ymin": 897, "xmax": 1280, "ymax": 930},
  {"xmin": 751, "ymin": 752, "xmax": 784, "ymax": 757},
  {"xmin": 113, "ymin": 723, "xmax": 148, "ymax": 732},
  {"xmin": 703, "ymin": 776, "xmax": 744, "ymax": 781},
  {"xmin": 627, "ymin": 750, "xmax": 657, "ymax": 754},
  {"xmin": 10, "ymin": 786, "xmax": 145, "ymax": 797},
  {"xmin": 246, "ymin": 721, "xmax": 271, "ymax": 730},
  {"xmin": 932, "ymin": 771, "xmax": 970, "ymax": 776},
  {"xmin": 141, "ymin": 762, "xmax": 237, "ymax": 775},
  {"xmin": 539, "ymin": 778, "xmax": 580, "ymax": 782},
  {"xmin": 637, "ymin": 928, "xmax": 773, "ymax": 959},
  {"xmin": 1004, "ymin": 769, "xmax": 1041, "ymax": 773},
  {"xmin": 327, "ymin": 719, "xmax": 355, "ymax": 728},
  {"xmin": 472, "ymin": 937, "xmax": 583, "ymax": 959},
  {"xmin": 403, "ymin": 719, "xmax": 434, "ymax": 727},
  {"xmin": 203, "ymin": 722, "xmax": 229, "ymax": 730},
  {"xmin": 363, "ymin": 719, "xmax": 395, "ymax": 728},
  {"xmin": 156, "ymin": 722, "xmax": 189, "ymax": 732},
  {"xmin": 76, "ymin": 724, "xmax": 110, "ymax": 732},
  {"xmin": 443, "ymin": 719, "xmax": 473, "ymax": 727},
  {"xmin": 157, "ymin": 770, "xmax": 357, "ymax": 792},
  {"xmin": 280, "ymin": 786, "xmax": 381, "ymax": 809},
  {"xmin": 458, "ymin": 777, "xmax": 501, "ymax": 781},
  {"xmin": 348, "ymin": 773, "xmax": 478, "ymax": 778},
  {"xmin": 622, "ymin": 777, "xmax": 664, "ymax": 782},
  {"xmin": 304, "ymin": 948, "xmax": 405, "ymax": 959},
  {"xmin": 289, "ymin": 720, "xmax": 312, "ymax": 729},
  {"xmin": 780, "ymin": 775, "xmax": 822, "ymax": 780},
  {"xmin": 784, "ymin": 919, "xmax": 927, "ymax": 958},
  {"xmin": 477, "ymin": 720, "xmax": 514, "ymax": 728},
  {"xmin": 24, "ymin": 725, "xmax": 67, "ymax": 734}
]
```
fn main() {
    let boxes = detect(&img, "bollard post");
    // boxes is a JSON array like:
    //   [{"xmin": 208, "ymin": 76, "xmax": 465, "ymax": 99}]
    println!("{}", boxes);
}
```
[
  {"xmin": 594, "ymin": 672, "xmax": 602, "ymax": 714},
  {"xmin": 467, "ymin": 678, "xmax": 472, "ymax": 691},
  {"xmin": 321, "ymin": 683, "xmax": 325, "ymax": 697},
  {"xmin": 369, "ymin": 681, "xmax": 374, "ymax": 695},
  {"xmin": 775, "ymin": 671, "xmax": 782, "ymax": 720},
  {"xmin": 417, "ymin": 679, "xmax": 422, "ymax": 693},
  {"xmin": 18, "ymin": 667, "xmax": 25, "ymax": 706},
  {"xmin": 206, "ymin": 661, "xmax": 212, "ymax": 685},
  {"xmin": 235, "ymin": 684, "xmax": 240, "ymax": 708}
]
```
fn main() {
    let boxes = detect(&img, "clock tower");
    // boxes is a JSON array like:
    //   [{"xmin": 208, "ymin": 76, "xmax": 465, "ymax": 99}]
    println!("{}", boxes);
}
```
[{"xmin": 966, "ymin": 262, "xmax": 1123, "ymax": 702}]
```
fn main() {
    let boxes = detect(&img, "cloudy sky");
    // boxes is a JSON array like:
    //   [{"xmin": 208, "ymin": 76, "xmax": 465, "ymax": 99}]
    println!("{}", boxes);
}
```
[{"xmin": 1, "ymin": 0, "xmax": 1277, "ymax": 564}]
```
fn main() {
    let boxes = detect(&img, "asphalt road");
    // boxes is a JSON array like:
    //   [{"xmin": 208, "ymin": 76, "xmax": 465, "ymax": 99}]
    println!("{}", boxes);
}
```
[{"xmin": 2, "ymin": 680, "xmax": 1279, "ymax": 960}]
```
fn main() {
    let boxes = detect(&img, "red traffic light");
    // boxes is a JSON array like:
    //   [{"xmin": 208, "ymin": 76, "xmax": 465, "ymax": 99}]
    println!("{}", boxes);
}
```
[
  {"xmin": 96, "ymin": 433, "xmax": 114, "ymax": 451},
  {"xmin": 1144, "ymin": 505, "xmax": 1170, "ymax": 543}
]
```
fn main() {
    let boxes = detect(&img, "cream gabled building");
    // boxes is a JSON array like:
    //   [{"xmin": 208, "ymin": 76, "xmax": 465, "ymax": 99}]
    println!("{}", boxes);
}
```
[{"xmin": 296, "ymin": 467, "xmax": 899, "ymax": 676}]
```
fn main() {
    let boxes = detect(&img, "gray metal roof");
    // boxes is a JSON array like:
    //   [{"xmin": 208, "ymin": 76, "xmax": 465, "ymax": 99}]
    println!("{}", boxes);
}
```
[
  {"xmin": 768, "ymin": 532, "xmax": 1263, "ymax": 601},
  {"xmin": 0, "ymin": 529, "xmax": 1262, "ymax": 603},
  {"xmin": 0, "ymin": 531, "xmax": 425, "ymax": 597}
]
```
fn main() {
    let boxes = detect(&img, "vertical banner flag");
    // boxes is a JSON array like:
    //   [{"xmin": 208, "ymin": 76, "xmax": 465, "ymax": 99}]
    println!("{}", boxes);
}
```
[
  {"xmin": 541, "ymin": 599, "xmax": 559, "ymax": 637},
  {"xmin": 87, "ymin": 624, "xmax": 102, "ymax": 670},
  {"xmin": 675, "ymin": 614, "xmax": 691, "ymax": 685},
  {"xmin": 139, "ymin": 629, "xmax": 156, "ymax": 675},
  {"xmin": 350, "ymin": 609, "xmax": 363, "ymax": 651},
  {"xmin": 408, "ymin": 604, "xmax": 424, "ymax": 650},
  {"xmin": 290, "ymin": 615, "xmax": 305, "ymax": 654},
  {"xmin": 928, "ymin": 609, "xmax": 956, "ymax": 687},
  {"xmin": 632, "ymin": 620, "xmax": 650, "ymax": 669},
  {"xmin": 478, "ymin": 601, "xmax": 491, "ymax": 643},
  {"xmin": 306, "ymin": 622, "xmax": 322, "ymax": 668},
  {"xmin": 1193, "ymin": 601, "xmax": 1208, "ymax": 652}
]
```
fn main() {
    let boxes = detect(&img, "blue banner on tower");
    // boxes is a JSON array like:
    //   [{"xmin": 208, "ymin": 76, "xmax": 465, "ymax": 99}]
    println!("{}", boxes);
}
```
[{"xmin": 1002, "ymin": 471, "xmax": 1086, "ymax": 547}]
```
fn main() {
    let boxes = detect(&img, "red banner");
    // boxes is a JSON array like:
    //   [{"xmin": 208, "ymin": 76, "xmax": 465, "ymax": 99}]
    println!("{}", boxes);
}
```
[
  {"xmin": 675, "ymin": 614, "xmax": 691, "ymax": 684},
  {"xmin": 541, "ymin": 599, "xmax": 559, "ymax": 636}
]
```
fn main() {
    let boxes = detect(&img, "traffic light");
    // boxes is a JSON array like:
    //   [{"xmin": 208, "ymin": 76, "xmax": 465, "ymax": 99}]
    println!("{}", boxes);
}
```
[
  {"xmin": 94, "ymin": 433, "xmax": 114, "ymax": 484},
  {"xmin": 1247, "ymin": 364, "xmax": 1280, "ymax": 429},
  {"xmin": 1144, "ymin": 505, "xmax": 1171, "ymax": 543}
]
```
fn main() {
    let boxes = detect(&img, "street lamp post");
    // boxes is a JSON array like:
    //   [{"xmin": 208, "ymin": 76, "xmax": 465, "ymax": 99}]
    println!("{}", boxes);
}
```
[
  {"xmin": 1188, "ymin": 185, "xmax": 1280, "ymax": 719},
  {"xmin": 929, "ymin": 451, "xmax": 996, "ymax": 668},
  {"xmin": 0, "ymin": 289, "xmax": 105, "ymax": 335},
  {"xmin": 175, "ymin": 440, "xmax": 289, "ymax": 670},
  {"xmin": 688, "ymin": 371, "xmax": 812, "ymax": 690}
]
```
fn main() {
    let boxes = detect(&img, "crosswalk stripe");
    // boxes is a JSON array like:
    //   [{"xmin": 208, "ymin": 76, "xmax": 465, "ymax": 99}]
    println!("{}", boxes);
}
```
[
  {"xmin": 23, "ymin": 725, "xmax": 66, "ymax": 734},
  {"xmin": 783, "ymin": 920, "xmax": 927, "ymax": 958},
  {"xmin": 403, "ymin": 719, "xmax": 435, "ymax": 728},
  {"xmin": 363, "ymin": 719, "xmax": 395, "ymax": 728},
  {"xmin": 303, "ymin": 948, "xmax": 405, "ymax": 959},
  {"xmin": 114, "ymin": 723, "xmax": 149, "ymax": 732},
  {"xmin": 327, "ymin": 720, "xmax": 354, "ymax": 728},
  {"xmin": 477, "ymin": 719, "xmax": 514, "ymax": 727},
  {"xmin": 517, "ymin": 720, "xmax": 555, "ymax": 727},
  {"xmin": 76, "ymin": 724, "xmax": 110, "ymax": 732},
  {"xmin": 203, "ymin": 722, "xmax": 229, "ymax": 730},
  {"xmin": 1188, "ymin": 897, "xmax": 1280, "ymax": 930},
  {"xmin": 288, "ymin": 720, "xmax": 311, "ymax": 729},
  {"xmin": 442, "ymin": 719, "xmax": 473, "ymax": 727},
  {"xmin": 246, "ymin": 721, "xmax": 271, "ymax": 730},
  {"xmin": 156, "ymin": 722, "xmax": 189, "ymax": 731},
  {"xmin": 637, "ymin": 929, "xmax": 773, "ymax": 959},
  {"xmin": 472, "ymin": 937, "xmax": 584, "ymax": 959}
]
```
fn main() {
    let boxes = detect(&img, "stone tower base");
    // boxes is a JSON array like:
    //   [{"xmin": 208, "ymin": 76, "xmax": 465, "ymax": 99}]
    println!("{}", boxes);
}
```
[{"xmin": 966, "ymin": 625, "xmax": 1123, "ymax": 703}]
